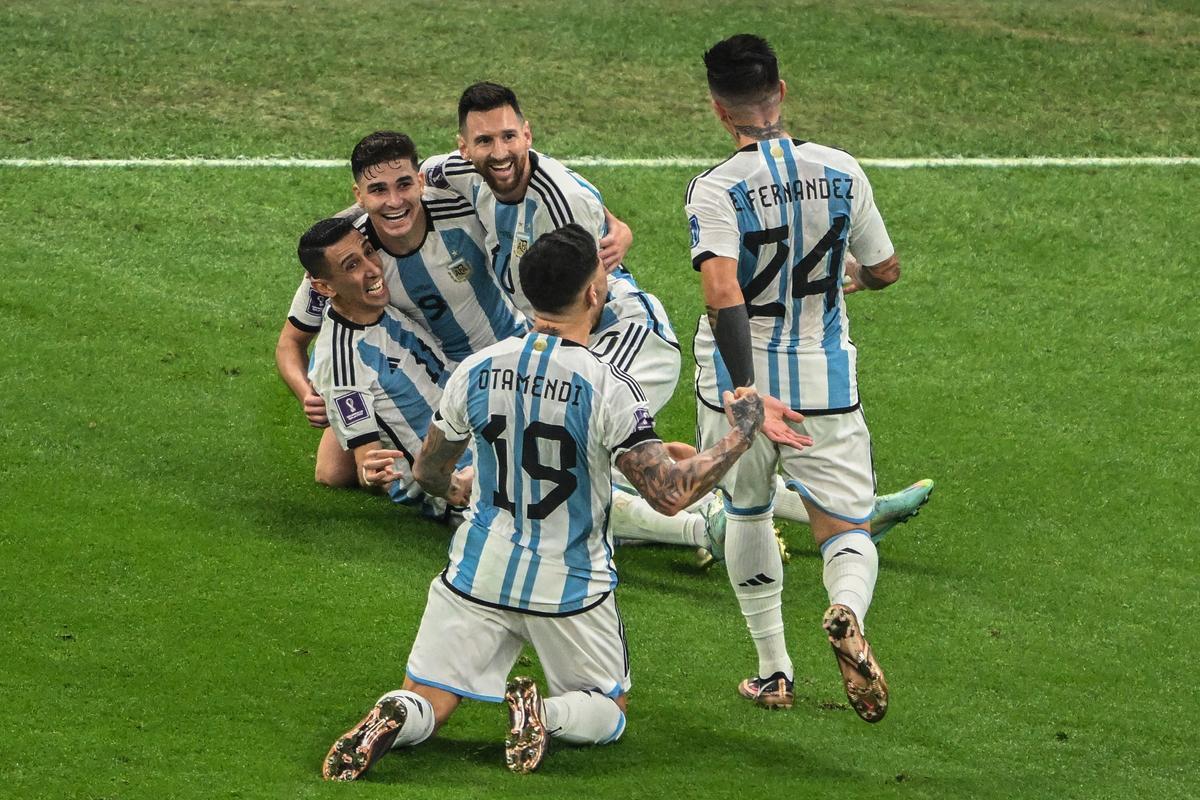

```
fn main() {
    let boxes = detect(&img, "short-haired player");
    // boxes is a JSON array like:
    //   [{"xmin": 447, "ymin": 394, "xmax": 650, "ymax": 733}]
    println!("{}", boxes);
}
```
[
  {"xmin": 297, "ymin": 216, "xmax": 471, "ymax": 509},
  {"xmin": 321, "ymin": 224, "xmax": 765, "ymax": 779},
  {"xmin": 688, "ymin": 34, "xmax": 927, "ymax": 720}
]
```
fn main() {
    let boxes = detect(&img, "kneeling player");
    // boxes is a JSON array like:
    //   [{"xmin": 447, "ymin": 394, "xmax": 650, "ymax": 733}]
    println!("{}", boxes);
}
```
[{"xmin": 322, "ymin": 225, "xmax": 765, "ymax": 779}]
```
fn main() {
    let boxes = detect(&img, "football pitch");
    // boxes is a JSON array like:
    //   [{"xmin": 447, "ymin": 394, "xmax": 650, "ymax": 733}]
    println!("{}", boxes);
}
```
[{"xmin": 2, "ymin": 2, "xmax": 1197, "ymax": 798}]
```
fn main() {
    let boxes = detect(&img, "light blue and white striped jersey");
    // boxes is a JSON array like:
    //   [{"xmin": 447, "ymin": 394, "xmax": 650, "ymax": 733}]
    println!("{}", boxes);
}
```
[
  {"xmin": 309, "ymin": 305, "xmax": 449, "ymax": 468},
  {"xmin": 423, "ymin": 149, "xmax": 638, "ymax": 318},
  {"xmin": 432, "ymin": 332, "xmax": 660, "ymax": 616},
  {"xmin": 287, "ymin": 188, "xmax": 526, "ymax": 364},
  {"xmin": 687, "ymin": 138, "xmax": 894, "ymax": 414}
]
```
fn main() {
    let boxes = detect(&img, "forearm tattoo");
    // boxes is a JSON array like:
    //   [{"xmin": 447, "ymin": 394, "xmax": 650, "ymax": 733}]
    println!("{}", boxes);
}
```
[
  {"xmin": 415, "ymin": 428, "xmax": 467, "ymax": 499},
  {"xmin": 733, "ymin": 118, "xmax": 785, "ymax": 140},
  {"xmin": 616, "ymin": 433, "xmax": 752, "ymax": 514}
]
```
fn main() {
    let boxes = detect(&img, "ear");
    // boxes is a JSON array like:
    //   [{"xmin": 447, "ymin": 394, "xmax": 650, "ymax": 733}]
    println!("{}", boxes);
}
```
[
  {"xmin": 457, "ymin": 132, "xmax": 468, "ymax": 157},
  {"xmin": 311, "ymin": 276, "xmax": 337, "ymax": 300},
  {"xmin": 523, "ymin": 119, "xmax": 533, "ymax": 145},
  {"xmin": 777, "ymin": 79, "xmax": 787, "ymax": 104},
  {"xmin": 710, "ymin": 96, "xmax": 728, "ymax": 123},
  {"xmin": 351, "ymin": 180, "xmax": 363, "ymax": 207},
  {"xmin": 416, "ymin": 169, "xmax": 426, "ymax": 192}
]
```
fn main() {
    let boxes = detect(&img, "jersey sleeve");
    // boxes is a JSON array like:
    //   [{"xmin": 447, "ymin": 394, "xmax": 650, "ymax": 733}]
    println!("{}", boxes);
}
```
[
  {"xmin": 846, "ymin": 167, "xmax": 894, "ymax": 267},
  {"xmin": 421, "ymin": 151, "xmax": 482, "ymax": 204},
  {"xmin": 598, "ymin": 365, "xmax": 661, "ymax": 456},
  {"xmin": 308, "ymin": 331, "xmax": 381, "ymax": 451},
  {"xmin": 560, "ymin": 172, "xmax": 607, "ymax": 242},
  {"xmin": 686, "ymin": 175, "xmax": 741, "ymax": 270},
  {"xmin": 430, "ymin": 360, "xmax": 473, "ymax": 443},
  {"xmin": 286, "ymin": 274, "xmax": 329, "ymax": 333}
]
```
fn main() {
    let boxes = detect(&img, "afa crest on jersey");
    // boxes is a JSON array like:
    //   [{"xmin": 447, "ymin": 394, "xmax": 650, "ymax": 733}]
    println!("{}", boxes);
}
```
[{"xmin": 446, "ymin": 257, "xmax": 471, "ymax": 283}]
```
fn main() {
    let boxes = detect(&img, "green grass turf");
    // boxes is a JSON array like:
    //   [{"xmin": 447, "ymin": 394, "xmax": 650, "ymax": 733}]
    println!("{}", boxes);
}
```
[
  {"xmin": 1, "ymin": 163, "xmax": 1196, "ymax": 799},
  {"xmin": 2, "ymin": 1, "xmax": 1198, "ymax": 797},
  {"xmin": 1, "ymin": 0, "xmax": 1198, "ymax": 160}
]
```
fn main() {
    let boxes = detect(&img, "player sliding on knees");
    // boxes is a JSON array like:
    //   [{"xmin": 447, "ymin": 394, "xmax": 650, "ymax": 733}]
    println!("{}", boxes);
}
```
[
  {"xmin": 296, "ymin": 217, "xmax": 473, "ymax": 515},
  {"xmin": 321, "ymin": 225, "xmax": 771, "ymax": 780},
  {"xmin": 279, "ymin": 129, "xmax": 728, "ymax": 552}
]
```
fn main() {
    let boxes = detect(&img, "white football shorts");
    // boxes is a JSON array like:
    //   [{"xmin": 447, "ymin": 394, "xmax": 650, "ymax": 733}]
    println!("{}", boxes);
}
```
[
  {"xmin": 405, "ymin": 577, "xmax": 631, "ymax": 702},
  {"xmin": 697, "ymin": 401, "xmax": 876, "ymax": 523}
]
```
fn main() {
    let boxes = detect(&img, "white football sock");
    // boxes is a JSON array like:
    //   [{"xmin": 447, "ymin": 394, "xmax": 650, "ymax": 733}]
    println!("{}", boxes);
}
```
[
  {"xmin": 609, "ymin": 490, "xmax": 704, "ymax": 546},
  {"xmin": 381, "ymin": 690, "xmax": 436, "ymax": 748},
  {"xmin": 542, "ymin": 691, "xmax": 625, "ymax": 745},
  {"xmin": 821, "ymin": 529, "xmax": 878, "ymax": 631},
  {"xmin": 770, "ymin": 477, "xmax": 811, "ymax": 523},
  {"xmin": 725, "ymin": 511, "xmax": 792, "ymax": 680}
]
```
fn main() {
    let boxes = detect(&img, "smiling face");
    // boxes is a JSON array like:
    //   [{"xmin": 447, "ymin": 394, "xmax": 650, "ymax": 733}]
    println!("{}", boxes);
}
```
[
  {"xmin": 310, "ymin": 229, "xmax": 389, "ymax": 321},
  {"xmin": 457, "ymin": 105, "xmax": 533, "ymax": 203},
  {"xmin": 352, "ymin": 159, "xmax": 426, "ymax": 248}
]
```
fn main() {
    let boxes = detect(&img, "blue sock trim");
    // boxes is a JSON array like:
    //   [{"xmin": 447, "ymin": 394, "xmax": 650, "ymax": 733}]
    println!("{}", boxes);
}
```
[
  {"xmin": 405, "ymin": 667, "xmax": 503, "ymax": 703},
  {"xmin": 724, "ymin": 501, "xmax": 774, "ymax": 518},
  {"xmin": 819, "ymin": 528, "xmax": 871, "ymax": 556},
  {"xmin": 783, "ymin": 479, "xmax": 871, "ymax": 524}
]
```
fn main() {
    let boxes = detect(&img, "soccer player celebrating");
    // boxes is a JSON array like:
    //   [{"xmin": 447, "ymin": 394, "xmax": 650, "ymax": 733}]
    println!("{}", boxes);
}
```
[
  {"xmin": 424, "ymin": 82, "xmax": 682, "ymax": 417},
  {"xmin": 423, "ymin": 83, "xmax": 737, "ymax": 554},
  {"xmin": 321, "ymin": 225, "xmax": 765, "ymax": 780},
  {"xmin": 687, "ymin": 34, "xmax": 905, "ymax": 721},
  {"xmin": 298, "ymin": 217, "xmax": 471, "ymax": 508},
  {"xmin": 276, "ymin": 131, "xmax": 525, "ymax": 488},
  {"xmin": 427, "ymin": 83, "xmax": 932, "ymax": 551}
]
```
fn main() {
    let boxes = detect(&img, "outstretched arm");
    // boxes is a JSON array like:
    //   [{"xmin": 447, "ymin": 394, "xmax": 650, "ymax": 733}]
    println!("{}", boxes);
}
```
[{"xmin": 616, "ymin": 388, "xmax": 763, "ymax": 517}]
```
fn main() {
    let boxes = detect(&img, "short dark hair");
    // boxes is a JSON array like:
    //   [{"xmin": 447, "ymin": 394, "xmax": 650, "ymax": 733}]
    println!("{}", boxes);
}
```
[
  {"xmin": 350, "ymin": 131, "xmax": 419, "ymax": 181},
  {"xmin": 519, "ymin": 224, "xmax": 598, "ymax": 315},
  {"xmin": 703, "ymin": 34, "xmax": 780, "ymax": 104},
  {"xmin": 458, "ymin": 81, "xmax": 523, "ymax": 130},
  {"xmin": 297, "ymin": 217, "xmax": 356, "ymax": 280}
]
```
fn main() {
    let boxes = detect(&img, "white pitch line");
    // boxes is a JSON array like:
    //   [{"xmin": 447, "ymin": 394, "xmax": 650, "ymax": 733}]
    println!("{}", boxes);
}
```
[{"xmin": 0, "ymin": 156, "xmax": 1197, "ymax": 169}]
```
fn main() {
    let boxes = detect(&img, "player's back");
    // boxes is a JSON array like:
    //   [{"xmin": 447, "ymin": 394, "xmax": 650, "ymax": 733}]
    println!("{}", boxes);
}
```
[
  {"xmin": 437, "ymin": 331, "xmax": 657, "ymax": 615},
  {"xmin": 687, "ymin": 138, "xmax": 894, "ymax": 412}
]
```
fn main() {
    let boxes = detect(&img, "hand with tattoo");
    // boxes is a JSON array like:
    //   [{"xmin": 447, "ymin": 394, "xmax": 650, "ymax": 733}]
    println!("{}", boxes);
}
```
[{"xmin": 722, "ymin": 386, "xmax": 764, "ymax": 440}]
